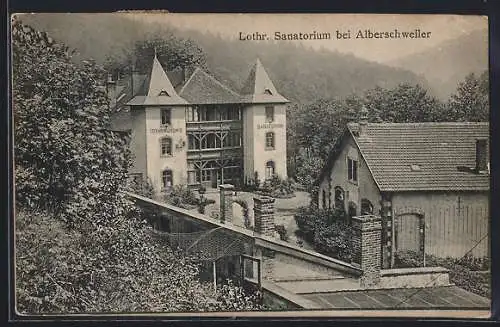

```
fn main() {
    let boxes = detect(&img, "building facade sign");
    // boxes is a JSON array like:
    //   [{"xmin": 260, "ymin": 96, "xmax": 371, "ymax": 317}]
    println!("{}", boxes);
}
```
[
  {"xmin": 150, "ymin": 127, "xmax": 184, "ymax": 134},
  {"xmin": 257, "ymin": 123, "xmax": 284, "ymax": 130}
]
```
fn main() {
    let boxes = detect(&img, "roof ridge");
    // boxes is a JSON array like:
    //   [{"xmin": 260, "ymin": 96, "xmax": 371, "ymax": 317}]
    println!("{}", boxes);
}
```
[
  {"xmin": 198, "ymin": 68, "xmax": 242, "ymax": 98},
  {"xmin": 178, "ymin": 66, "xmax": 201, "ymax": 95}
]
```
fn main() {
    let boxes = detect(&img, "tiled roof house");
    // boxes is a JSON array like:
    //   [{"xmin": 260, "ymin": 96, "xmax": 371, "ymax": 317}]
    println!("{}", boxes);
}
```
[
  {"xmin": 109, "ymin": 54, "xmax": 289, "ymax": 193},
  {"xmin": 317, "ymin": 110, "xmax": 490, "ymax": 266}
]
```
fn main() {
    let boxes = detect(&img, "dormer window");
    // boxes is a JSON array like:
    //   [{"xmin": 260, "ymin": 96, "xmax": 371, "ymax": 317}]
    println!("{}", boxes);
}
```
[
  {"xmin": 158, "ymin": 90, "xmax": 170, "ymax": 96},
  {"xmin": 264, "ymin": 88, "xmax": 273, "ymax": 95}
]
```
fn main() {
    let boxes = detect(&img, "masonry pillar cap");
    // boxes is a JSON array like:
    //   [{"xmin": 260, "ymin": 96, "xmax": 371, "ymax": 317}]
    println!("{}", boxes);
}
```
[
  {"xmin": 219, "ymin": 184, "xmax": 235, "ymax": 190},
  {"xmin": 254, "ymin": 196, "xmax": 275, "ymax": 203},
  {"xmin": 352, "ymin": 214, "xmax": 382, "ymax": 231}
]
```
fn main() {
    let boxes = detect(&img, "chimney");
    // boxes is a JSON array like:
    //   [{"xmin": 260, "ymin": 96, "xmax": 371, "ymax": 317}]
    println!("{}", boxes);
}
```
[
  {"xmin": 351, "ymin": 214, "xmax": 382, "ymax": 288},
  {"xmin": 476, "ymin": 139, "xmax": 488, "ymax": 174},
  {"xmin": 358, "ymin": 105, "xmax": 369, "ymax": 137},
  {"xmin": 219, "ymin": 184, "xmax": 235, "ymax": 223},
  {"xmin": 253, "ymin": 196, "xmax": 276, "ymax": 237}
]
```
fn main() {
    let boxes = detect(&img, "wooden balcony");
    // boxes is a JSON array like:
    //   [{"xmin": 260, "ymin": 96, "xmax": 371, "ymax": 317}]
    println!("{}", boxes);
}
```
[{"xmin": 186, "ymin": 147, "xmax": 242, "ymax": 160}]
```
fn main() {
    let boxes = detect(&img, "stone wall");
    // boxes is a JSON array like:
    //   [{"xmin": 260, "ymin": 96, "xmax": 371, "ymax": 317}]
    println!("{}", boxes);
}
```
[{"xmin": 379, "ymin": 267, "xmax": 451, "ymax": 289}]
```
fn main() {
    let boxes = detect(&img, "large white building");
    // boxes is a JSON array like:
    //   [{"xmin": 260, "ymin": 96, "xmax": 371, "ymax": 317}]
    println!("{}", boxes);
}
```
[{"xmin": 110, "ymin": 54, "xmax": 289, "ymax": 193}]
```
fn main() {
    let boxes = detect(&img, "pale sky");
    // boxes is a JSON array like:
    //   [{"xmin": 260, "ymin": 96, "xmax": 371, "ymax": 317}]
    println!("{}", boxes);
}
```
[{"xmin": 123, "ymin": 13, "xmax": 487, "ymax": 63}]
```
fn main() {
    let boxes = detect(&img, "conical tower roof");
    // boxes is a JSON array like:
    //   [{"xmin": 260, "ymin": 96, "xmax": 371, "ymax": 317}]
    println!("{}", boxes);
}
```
[
  {"xmin": 127, "ymin": 53, "xmax": 188, "ymax": 106},
  {"xmin": 241, "ymin": 58, "xmax": 289, "ymax": 104}
]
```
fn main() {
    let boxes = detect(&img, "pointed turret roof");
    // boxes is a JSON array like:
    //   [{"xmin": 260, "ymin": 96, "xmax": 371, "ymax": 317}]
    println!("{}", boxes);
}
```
[
  {"xmin": 126, "ymin": 54, "xmax": 188, "ymax": 106},
  {"xmin": 179, "ymin": 68, "xmax": 243, "ymax": 104},
  {"xmin": 240, "ymin": 58, "xmax": 289, "ymax": 104}
]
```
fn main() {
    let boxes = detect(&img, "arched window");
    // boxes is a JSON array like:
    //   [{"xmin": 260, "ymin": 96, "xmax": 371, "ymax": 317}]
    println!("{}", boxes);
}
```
[
  {"xmin": 158, "ymin": 90, "xmax": 170, "ymax": 96},
  {"xmin": 348, "ymin": 201, "xmax": 357, "ymax": 219},
  {"xmin": 265, "ymin": 161, "xmax": 275, "ymax": 179},
  {"xmin": 264, "ymin": 88, "xmax": 273, "ymax": 95},
  {"xmin": 322, "ymin": 190, "xmax": 327, "ymax": 209},
  {"xmin": 361, "ymin": 199, "xmax": 374, "ymax": 215},
  {"xmin": 160, "ymin": 137, "xmax": 173, "ymax": 156},
  {"xmin": 265, "ymin": 132, "xmax": 275, "ymax": 149},
  {"xmin": 334, "ymin": 186, "xmax": 345, "ymax": 211},
  {"xmin": 162, "ymin": 169, "xmax": 173, "ymax": 189}
]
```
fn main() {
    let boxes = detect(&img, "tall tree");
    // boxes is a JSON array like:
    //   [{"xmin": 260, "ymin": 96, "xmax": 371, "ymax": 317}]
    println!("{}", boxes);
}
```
[
  {"xmin": 447, "ymin": 71, "xmax": 489, "ymax": 122},
  {"xmin": 364, "ymin": 83, "xmax": 445, "ymax": 123},
  {"xmin": 105, "ymin": 32, "xmax": 207, "ymax": 78},
  {"xmin": 12, "ymin": 18, "xmax": 132, "ymax": 226}
]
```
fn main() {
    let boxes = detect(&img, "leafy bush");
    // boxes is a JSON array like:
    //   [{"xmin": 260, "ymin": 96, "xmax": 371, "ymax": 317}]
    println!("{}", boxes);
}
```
[
  {"xmin": 16, "ymin": 208, "xmax": 265, "ymax": 313},
  {"xmin": 294, "ymin": 206, "xmax": 352, "ymax": 262},
  {"xmin": 274, "ymin": 224, "xmax": 288, "ymax": 242},
  {"xmin": 394, "ymin": 250, "xmax": 491, "ymax": 298},
  {"xmin": 127, "ymin": 177, "xmax": 155, "ymax": 199},
  {"xmin": 213, "ymin": 280, "xmax": 265, "ymax": 311},
  {"xmin": 197, "ymin": 196, "xmax": 215, "ymax": 214},
  {"xmin": 163, "ymin": 185, "xmax": 199, "ymax": 208},
  {"xmin": 257, "ymin": 176, "xmax": 295, "ymax": 199}
]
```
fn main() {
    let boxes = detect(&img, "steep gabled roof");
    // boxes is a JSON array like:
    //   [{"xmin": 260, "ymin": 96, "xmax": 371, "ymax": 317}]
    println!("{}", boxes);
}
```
[
  {"xmin": 240, "ymin": 58, "xmax": 289, "ymax": 104},
  {"xmin": 178, "ymin": 67, "xmax": 243, "ymax": 104},
  {"xmin": 320, "ymin": 122, "xmax": 490, "ymax": 192},
  {"xmin": 126, "ymin": 54, "xmax": 188, "ymax": 106}
]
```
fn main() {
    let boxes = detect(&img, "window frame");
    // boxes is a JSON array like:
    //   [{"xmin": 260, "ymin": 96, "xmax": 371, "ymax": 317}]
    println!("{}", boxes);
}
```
[
  {"xmin": 160, "ymin": 137, "xmax": 173, "ymax": 156},
  {"xmin": 265, "ymin": 160, "xmax": 275, "ymax": 179},
  {"xmin": 161, "ymin": 169, "xmax": 173, "ymax": 190},
  {"xmin": 347, "ymin": 157, "xmax": 358, "ymax": 183},
  {"xmin": 161, "ymin": 108, "xmax": 172, "ymax": 126},
  {"xmin": 265, "ymin": 106, "xmax": 275, "ymax": 123},
  {"xmin": 265, "ymin": 131, "xmax": 275, "ymax": 150}
]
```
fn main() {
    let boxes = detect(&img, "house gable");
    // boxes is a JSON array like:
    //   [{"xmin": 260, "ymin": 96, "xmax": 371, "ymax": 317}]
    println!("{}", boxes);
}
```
[{"xmin": 318, "ymin": 131, "xmax": 382, "ymax": 216}]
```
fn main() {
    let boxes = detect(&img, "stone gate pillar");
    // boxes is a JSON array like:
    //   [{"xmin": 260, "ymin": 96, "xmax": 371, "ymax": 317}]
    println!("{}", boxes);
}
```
[
  {"xmin": 253, "ymin": 196, "xmax": 276, "ymax": 280},
  {"xmin": 219, "ymin": 184, "xmax": 234, "ymax": 224},
  {"xmin": 352, "ymin": 215, "xmax": 382, "ymax": 288}
]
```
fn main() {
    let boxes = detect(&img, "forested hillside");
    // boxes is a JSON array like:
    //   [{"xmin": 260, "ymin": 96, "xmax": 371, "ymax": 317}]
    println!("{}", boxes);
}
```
[
  {"xmin": 18, "ymin": 13, "xmax": 429, "ymax": 104},
  {"xmin": 388, "ymin": 28, "xmax": 488, "ymax": 100}
]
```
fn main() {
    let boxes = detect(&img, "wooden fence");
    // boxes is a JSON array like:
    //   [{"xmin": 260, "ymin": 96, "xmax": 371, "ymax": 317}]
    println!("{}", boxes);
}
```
[{"xmin": 395, "ymin": 204, "xmax": 489, "ymax": 259}]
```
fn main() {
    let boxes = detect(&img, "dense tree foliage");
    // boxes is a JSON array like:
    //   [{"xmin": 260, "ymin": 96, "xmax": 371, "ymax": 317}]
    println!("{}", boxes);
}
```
[
  {"xmin": 104, "ymin": 32, "xmax": 207, "ymax": 78},
  {"xmin": 13, "ymin": 19, "xmax": 263, "ymax": 314},
  {"xmin": 447, "ymin": 71, "xmax": 489, "ymax": 122},
  {"xmin": 13, "ymin": 19, "xmax": 133, "ymax": 227},
  {"xmin": 288, "ymin": 78, "xmax": 489, "ymax": 187},
  {"xmin": 16, "ymin": 208, "xmax": 264, "ymax": 313}
]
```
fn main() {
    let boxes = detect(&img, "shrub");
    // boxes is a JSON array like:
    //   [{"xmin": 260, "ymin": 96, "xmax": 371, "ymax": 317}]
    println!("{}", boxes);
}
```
[
  {"xmin": 394, "ymin": 250, "xmax": 491, "ymax": 298},
  {"xmin": 197, "ymin": 196, "xmax": 216, "ymax": 214},
  {"xmin": 258, "ymin": 175, "xmax": 295, "ymax": 199},
  {"xmin": 163, "ymin": 185, "xmax": 198, "ymax": 208},
  {"xmin": 127, "ymin": 177, "xmax": 155, "ymax": 199},
  {"xmin": 274, "ymin": 224, "xmax": 288, "ymax": 242},
  {"xmin": 294, "ymin": 206, "xmax": 352, "ymax": 262}
]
